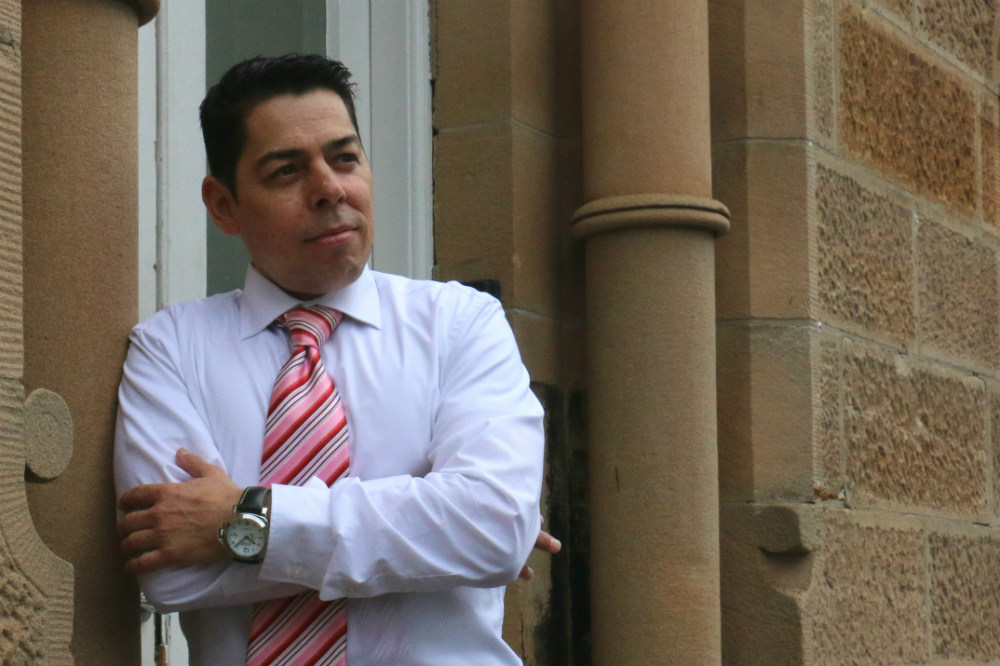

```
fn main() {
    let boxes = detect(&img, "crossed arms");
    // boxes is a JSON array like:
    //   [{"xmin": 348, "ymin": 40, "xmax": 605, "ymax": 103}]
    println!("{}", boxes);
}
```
[{"xmin": 114, "ymin": 289, "xmax": 556, "ymax": 611}]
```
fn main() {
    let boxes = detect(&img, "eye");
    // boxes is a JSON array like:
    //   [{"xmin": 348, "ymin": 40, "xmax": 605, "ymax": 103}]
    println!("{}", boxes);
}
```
[
  {"xmin": 268, "ymin": 163, "xmax": 298, "ymax": 180},
  {"xmin": 335, "ymin": 152, "xmax": 360, "ymax": 165}
]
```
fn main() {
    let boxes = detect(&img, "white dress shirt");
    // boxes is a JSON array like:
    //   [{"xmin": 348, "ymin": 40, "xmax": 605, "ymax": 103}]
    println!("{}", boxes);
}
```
[{"xmin": 114, "ymin": 265, "xmax": 545, "ymax": 666}]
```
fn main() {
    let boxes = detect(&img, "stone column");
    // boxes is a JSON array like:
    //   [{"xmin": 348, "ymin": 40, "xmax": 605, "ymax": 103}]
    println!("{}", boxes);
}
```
[
  {"xmin": 572, "ymin": 1, "xmax": 728, "ymax": 664},
  {"xmin": 22, "ymin": 0, "xmax": 157, "ymax": 663}
]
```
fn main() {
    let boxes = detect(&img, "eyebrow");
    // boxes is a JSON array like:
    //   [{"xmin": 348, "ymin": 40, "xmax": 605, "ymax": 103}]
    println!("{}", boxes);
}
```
[{"xmin": 254, "ymin": 135, "xmax": 361, "ymax": 171}]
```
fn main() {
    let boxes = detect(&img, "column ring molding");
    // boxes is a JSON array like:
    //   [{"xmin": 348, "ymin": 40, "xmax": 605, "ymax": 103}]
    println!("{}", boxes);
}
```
[
  {"xmin": 122, "ymin": 0, "xmax": 159, "ymax": 25},
  {"xmin": 571, "ymin": 193, "xmax": 730, "ymax": 239}
]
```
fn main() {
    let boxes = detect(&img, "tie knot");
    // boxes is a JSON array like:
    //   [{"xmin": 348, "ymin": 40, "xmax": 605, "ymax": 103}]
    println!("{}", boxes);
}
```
[{"xmin": 277, "ymin": 305, "xmax": 343, "ymax": 348}]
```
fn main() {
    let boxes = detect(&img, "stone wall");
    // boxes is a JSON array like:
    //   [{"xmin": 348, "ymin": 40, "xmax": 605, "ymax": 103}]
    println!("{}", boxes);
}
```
[
  {"xmin": 713, "ymin": 0, "xmax": 1000, "ymax": 663},
  {"xmin": 431, "ymin": 1, "xmax": 589, "ymax": 663}
]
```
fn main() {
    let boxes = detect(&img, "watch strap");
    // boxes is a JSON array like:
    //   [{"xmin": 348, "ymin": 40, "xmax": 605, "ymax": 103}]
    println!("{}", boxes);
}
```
[{"xmin": 236, "ymin": 486, "xmax": 270, "ymax": 515}]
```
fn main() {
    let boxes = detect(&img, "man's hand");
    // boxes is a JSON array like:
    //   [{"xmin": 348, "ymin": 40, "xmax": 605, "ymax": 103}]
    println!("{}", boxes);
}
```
[
  {"xmin": 118, "ymin": 449, "xmax": 242, "ymax": 576},
  {"xmin": 518, "ymin": 528, "xmax": 562, "ymax": 581}
]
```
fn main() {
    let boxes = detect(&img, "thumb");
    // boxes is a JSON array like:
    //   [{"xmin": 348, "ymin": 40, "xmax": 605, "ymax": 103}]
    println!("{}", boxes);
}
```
[{"xmin": 176, "ymin": 448, "xmax": 222, "ymax": 479}]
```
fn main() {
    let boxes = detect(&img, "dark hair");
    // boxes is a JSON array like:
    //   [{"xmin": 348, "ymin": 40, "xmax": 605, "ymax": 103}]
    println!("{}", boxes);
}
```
[{"xmin": 200, "ymin": 54, "xmax": 359, "ymax": 197}]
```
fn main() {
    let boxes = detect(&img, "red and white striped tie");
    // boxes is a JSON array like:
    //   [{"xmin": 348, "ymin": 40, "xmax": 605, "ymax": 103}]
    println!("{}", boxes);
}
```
[{"xmin": 247, "ymin": 305, "xmax": 350, "ymax": 666}]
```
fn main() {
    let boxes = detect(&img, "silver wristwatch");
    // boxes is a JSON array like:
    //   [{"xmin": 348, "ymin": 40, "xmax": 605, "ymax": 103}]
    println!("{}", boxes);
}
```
[{"xmin": 218, "ymin": 486, "xmax": 271, "ymax": 562}]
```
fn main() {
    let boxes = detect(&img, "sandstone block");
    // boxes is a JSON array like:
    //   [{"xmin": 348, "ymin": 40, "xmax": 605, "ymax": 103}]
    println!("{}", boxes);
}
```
[
  {"xmin": 813, "ymin": 162, "xmax": 915, "ymax": 345},
  {"xmin": 710, "ymin": 0, "xmax": 808, "ymax": 142},
  {"xmin": 875, "ymin": 0, "xmax": 913, "ymax": 22},
  {"xmin": 918, "ymin": 0, "xmax": 995, "ymax": 81},
  {"xmin": 806, "ymin": 0, "xmax": 835, "ymax": 146},
  {"xmin": 434, "ymin": 123, "xmax": 563, "ymax": 317},
  {"xmin": 510, "ymin": 0, "xmax": 565, "ymax": 137},
  {"xmin": 507, "ymin": 309, "xmax": 561, "ymax": 388},
  {"xmin": 713, "ymin": 140, "xmax": 810, "ymax": 321},
  {"xmin": 511, "ymin": 125, "xmax": 560, "ymax": 317},
  {"xmin": 434, "ymin": 123, "xmax": 514, "ymax": 290},
  {"xmin": 842, "ymin": 340, "xmax": 988, "ymax": 516},
  {"xmin": 930, "ymin": 530, "xmax": 1000, "ymax": 661},
  {"xmin": 991, "ymin": 384, "xmax": 1000, "ymax": 517},
  {"xmin": 839, "ymin": 6, "xmax": 976, "ymax": 214},
  {"xmin": 432, "ymin": 0, "xmax": 512, "ymax": 130},
  {"xmin": 720, "ymin": 502, "xmax": 809, "ymax": 666},
  {"xmin": 981, "ymin": 93, "xmax": 1000, "ymax": 232},
  {"xmin": 814, "ymin": 330, "xmax": 844, "ymax": 495},
  {"xmin": 805, "ymin": 509, "xmax": 928, "ymax": 665},
  {"xmin": 917, "ymin": 218, "xmax": 1000, "ymax": 370},
  {"xmin": 717, "ymin": 322, "xmax": 816, "ymax": 503}
]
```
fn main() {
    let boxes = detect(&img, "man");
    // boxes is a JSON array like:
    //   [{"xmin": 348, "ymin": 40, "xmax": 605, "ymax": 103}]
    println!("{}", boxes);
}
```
[{"xmin": 115, "ymin": 54, "xmax": 552, "ymax": 666}]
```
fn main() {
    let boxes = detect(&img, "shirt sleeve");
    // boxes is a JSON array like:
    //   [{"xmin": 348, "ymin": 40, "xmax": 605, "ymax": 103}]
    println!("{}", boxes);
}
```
[
  {"xmin": 261, "ymin": 291, "xmax": 545, "ymax": 599},
  {"xmin": 114, "ymin": 311, "xmax": 307, "ymax": 613}
]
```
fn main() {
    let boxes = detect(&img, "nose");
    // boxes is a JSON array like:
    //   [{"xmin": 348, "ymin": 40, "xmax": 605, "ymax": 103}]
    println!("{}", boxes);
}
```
[{"xmin": 311, "ymin": 162, "xmax": 346, "ymax": 208}]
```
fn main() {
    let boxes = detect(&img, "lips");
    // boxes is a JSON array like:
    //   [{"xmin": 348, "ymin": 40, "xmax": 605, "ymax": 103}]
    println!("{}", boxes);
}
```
[{"xmin": 305, "ymin": 225, "xmax": 357, "ymax": 244}]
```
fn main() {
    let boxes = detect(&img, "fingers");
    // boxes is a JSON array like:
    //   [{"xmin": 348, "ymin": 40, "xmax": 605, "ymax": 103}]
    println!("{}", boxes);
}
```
[
  {"xmin": 176, "ymin": 448, "xmax": 223, "ymax": 479},
  {"xmin": 518, "ymin": 565, "xmax": 534, "ymax": 582},
  {"xmin": 118, "ymin": 484, "xmax": 164, "ymax": 513},
  {"xmin": 534, "ymin": 530, "xmax": 562, "ymax": 555},
  {"xmin": 124, "ymin": 549, "xmax": 169, "ymax": 576}
]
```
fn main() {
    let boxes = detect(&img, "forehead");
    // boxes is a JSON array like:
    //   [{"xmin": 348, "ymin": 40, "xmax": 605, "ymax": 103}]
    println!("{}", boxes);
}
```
[{"xmin": 242, "ymin": 91, "xmax": 355, "ymax": 155}]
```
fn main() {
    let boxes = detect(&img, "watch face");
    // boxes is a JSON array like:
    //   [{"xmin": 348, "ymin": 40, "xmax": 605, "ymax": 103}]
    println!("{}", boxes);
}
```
[{"xmin": 225, "ymin": 515, "xmax": 267, "ymax": 559}]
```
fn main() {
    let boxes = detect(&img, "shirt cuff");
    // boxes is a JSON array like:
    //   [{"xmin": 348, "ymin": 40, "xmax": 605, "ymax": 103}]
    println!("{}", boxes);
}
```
[{"xmin": 262, "ymin": 477, "xmax": 337, "ymax": 592}]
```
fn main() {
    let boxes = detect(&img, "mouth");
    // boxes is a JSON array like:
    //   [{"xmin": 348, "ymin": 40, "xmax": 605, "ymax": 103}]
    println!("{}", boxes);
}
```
[{"xmin": 305, "ymin": 226, "xmax": 357, "ymax": 245}]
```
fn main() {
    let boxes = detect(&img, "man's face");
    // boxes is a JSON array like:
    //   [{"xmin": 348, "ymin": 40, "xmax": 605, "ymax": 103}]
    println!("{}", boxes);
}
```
[{"xmin": 203, "ymin": 90, "xmax": 374, "ymax": 299}]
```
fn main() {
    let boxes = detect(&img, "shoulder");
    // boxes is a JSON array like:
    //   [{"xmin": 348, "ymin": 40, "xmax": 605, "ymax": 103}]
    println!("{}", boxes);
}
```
[
  {"xmin": 371, "ymin": 271, "xmax": 502, "ymax": 322},
  {"xmin": 129, "ymin": 290, "xmax": 242, "ymax": 345},
  {"xmin": 369, "ymin": 272, "xmax": 515, "ymax": 357}
]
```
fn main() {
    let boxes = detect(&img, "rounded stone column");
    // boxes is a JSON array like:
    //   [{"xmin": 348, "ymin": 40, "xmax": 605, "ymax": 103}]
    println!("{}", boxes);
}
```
[
  {"xmin": 573, "ymin": 2, "xmax": 728, "ymax": 664},
  {"xmin": 22, "ymin": 0, "xmax": 157, "ymax": 663}
]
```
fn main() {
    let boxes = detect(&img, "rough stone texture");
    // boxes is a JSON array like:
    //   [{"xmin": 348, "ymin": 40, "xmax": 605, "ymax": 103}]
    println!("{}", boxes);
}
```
[
  {"xmin": 0, "ymin": 546, "xmax": 44, "ymax": 666},
  {"xmin": 813, "ymin": 331, "xmax": 844, "ymax": 497},
  {"xmin": 839, "ymin": 6, "xmax": 977, "ymax": 214},
  {"xmin": 813, "ymin": 163, "xmax": 914, "ymax": 345},
  {"xmin": 992, "ymin": 384, "xmax": 1000, "ymax": 517},
  {"xmin": 918, "ymin": 0, "xmax": 995, "ymax": 80},
  {"xmin": 981, "ymin": 93, "xmax": 1000, "ymax": 232},
  {"xmin": 805, "ymin": 510, "xmax": 928, "ymax": 666},
  {"xmin": 917, "ymin": 219, "xmax": 1000, "ymax": 370},
  {"xmin": 0, "ymin": 378, "xmax": 72, "ymax": 666},
  {"xmin": 842, "ymin": 341, "xmax": 987, "ymax": 517},
  {"xmin": 806, "ymin": 0, "xmax": 835, "ymax": 146},
  {"xmin": 930, "ymin": 530, "xmax": 1000, "ymax": 661},
  {"xmin": 874, "ymin": 0, "xmax": 913, "ymax": 22}
]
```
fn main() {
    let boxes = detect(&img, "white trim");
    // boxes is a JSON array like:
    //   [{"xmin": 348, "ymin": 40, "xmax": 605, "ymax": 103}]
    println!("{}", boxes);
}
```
[
  {"xmin": 369, "ymin": 0, "xmax": 433, "ymax": 279},
  {"xmin": 326, "ymin": 0, "xmax": 371, "ymax": 151},
  {"xmin": 153, "ymin": 0, "xmax": 208, "ymax": 308}
]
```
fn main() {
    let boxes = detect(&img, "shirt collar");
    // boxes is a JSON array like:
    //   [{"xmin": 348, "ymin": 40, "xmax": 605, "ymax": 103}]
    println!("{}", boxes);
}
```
[{"xmin": 237, "ymin": 264, "xmax": 382, "ymax": 339}]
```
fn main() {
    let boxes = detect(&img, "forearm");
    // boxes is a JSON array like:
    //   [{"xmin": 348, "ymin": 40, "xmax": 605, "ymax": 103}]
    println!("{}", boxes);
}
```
[{"xmin": 263, "ymin": 470, "xmax": 542, "ymax": 599}]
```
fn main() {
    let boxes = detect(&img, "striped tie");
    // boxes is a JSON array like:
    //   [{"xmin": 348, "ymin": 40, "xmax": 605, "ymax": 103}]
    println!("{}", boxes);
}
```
[{"xmin": 247, "ymin": 305, "xmax": 350, "ymax": 666}]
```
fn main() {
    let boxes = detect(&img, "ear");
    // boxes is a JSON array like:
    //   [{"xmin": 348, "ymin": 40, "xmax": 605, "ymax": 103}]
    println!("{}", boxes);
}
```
[{"xmin": 202, "ymin": 175, "xmax": 240, "ymax": 236}]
